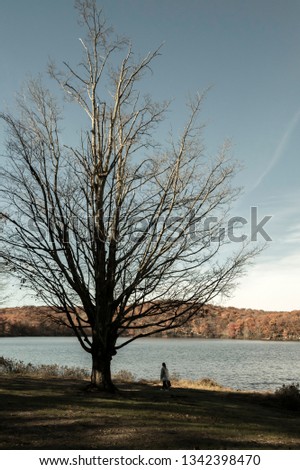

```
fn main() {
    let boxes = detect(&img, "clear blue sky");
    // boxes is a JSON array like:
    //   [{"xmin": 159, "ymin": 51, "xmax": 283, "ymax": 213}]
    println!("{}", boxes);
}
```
[{"xmin": 1, "ymin": 0, "xmax": 300, "ymax": 310}]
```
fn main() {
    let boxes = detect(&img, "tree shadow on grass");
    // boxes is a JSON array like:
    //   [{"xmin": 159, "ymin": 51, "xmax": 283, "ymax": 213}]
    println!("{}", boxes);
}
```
[{"xmin": 0, "ymin": 376, "xmax": 299, "ymax": 450}]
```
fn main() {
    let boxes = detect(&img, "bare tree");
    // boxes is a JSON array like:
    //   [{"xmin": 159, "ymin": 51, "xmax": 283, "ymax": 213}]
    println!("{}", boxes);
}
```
[
  {"xmin": 0, "ymin": 0, "xmax": 259, "ymax": 391},
  {"xmin": 0, "ymin": 267, "xmax": 7, "ymax": 306},
  {"xmin": 0, "ymin": 215, "xmax": 8, "ymax": 305}
]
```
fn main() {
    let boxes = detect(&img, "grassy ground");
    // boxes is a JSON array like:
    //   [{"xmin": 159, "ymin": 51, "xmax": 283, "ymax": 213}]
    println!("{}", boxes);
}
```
[{"xmin": 0, "ymin": 375, "xmax": 299, "ymax": 450}]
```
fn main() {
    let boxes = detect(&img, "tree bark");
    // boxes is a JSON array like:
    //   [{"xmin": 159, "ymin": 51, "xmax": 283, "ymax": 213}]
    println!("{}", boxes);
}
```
[{"xmin": 90, "ymin": 348, "xmax": 117, "ymax": 393}]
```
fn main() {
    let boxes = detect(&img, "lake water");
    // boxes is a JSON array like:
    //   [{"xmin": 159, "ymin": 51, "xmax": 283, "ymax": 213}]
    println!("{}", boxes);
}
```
[{"xmin": 0, "ymin": 336, "xmax": 299, "ymax": 391}]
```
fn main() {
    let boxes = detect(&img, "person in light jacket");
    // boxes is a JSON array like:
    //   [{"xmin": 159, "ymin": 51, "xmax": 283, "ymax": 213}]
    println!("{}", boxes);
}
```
[{"xmin": 160, "ymin": 362, "xmax": 171, "ymax": 390}]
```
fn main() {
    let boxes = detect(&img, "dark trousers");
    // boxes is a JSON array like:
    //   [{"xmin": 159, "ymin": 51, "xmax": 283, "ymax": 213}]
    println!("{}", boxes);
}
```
[{"xmin": 162, "ymin": 380, "xmax": 170, "ymax": 389}]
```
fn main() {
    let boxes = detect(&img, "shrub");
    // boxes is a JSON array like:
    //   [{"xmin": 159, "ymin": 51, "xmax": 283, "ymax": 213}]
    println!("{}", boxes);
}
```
[
  {"xmin": 0, "ymin": 356, "xmax": 30, "ymax": 374},
  {"xmin": 171, "ymin": 375, "xmax": 226, "ymax": 390},
  {"xmin": 113, "ymin": 369, "xmax": 136, "ymax": 382},
  {"xmin": 274, "ymin": 383, "xmax": 300, "ymax": 410},
  {"xmin": 0, "ymin": 356, "xmax": 89, "ymax": 379},
  {"xmin": 198, "ymin": 377, "xmax": 221, "ymax": 388}
]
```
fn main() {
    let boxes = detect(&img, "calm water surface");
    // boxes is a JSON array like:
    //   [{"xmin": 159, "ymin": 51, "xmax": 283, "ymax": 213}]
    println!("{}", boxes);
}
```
[{"xmin": 0, "ymin": 337, "xmax": 299, "ymax": 391}]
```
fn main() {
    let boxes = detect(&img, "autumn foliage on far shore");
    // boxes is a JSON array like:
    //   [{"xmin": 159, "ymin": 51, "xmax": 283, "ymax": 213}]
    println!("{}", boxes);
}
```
[{"xmin": 0, "ymin": 305, "xmax": 299, "ymax": 340}]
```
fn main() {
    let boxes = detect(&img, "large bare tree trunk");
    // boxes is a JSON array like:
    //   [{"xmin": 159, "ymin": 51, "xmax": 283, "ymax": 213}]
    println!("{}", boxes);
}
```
[
  {"xmin": 90, "ymin": 352, "xmax": 116, "ymax": 393},
  {"xmin": 90, "ymin": 332, "xmax": 117, "ymax": 392}
]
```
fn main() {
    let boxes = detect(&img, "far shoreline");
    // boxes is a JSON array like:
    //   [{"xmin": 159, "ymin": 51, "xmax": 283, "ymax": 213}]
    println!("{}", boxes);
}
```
[
  {"xmin": 1, "ymin": 334, "xmax": 300, "ymax": 341},
  {"xmin": 1, "ymin": 304, "xmax": 300, "ymax": 341}
]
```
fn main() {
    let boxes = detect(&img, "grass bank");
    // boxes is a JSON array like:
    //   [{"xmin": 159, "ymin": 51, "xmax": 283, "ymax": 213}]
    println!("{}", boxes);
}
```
[{"xmin": 0, "ymin": 373, "xmax": 299, "ymax": 449}]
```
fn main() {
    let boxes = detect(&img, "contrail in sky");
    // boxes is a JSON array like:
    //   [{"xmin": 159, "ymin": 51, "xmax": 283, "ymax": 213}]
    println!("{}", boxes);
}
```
[{"xmin": 250, "ymin": 107, "xmax": 300, "ymax": 193}]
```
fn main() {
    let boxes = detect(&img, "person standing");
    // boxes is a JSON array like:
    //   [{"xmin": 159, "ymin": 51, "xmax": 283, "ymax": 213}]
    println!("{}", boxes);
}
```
[{"xmin": 160, "ymin": 362, "xmax": 171, "ymax": 390}]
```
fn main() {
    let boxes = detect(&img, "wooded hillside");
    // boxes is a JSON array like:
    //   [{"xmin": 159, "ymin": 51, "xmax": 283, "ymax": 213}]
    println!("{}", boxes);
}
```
[{"xmin": 0, "ymin": 305, "xmax": 300, "ymax": 340}]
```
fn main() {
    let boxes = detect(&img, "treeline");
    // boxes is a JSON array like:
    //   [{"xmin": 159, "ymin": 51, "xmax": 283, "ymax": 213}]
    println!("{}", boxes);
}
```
[
  {"xmin": 0, "ymin": 305, "xmax": 300, "ymax": 340},
  {"xmin": 170, "ymin": 305, "xmax": 300, "ymax": 341},
  {"xmin": 0, "ymin": 306, "xmax": 73, "ymax": 337}
]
